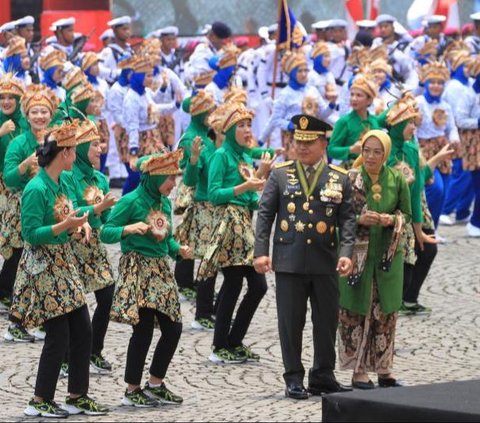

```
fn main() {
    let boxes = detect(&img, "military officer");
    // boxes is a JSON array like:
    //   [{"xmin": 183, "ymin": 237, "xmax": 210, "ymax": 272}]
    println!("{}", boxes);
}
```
[{"xmin": 254, "ymin": 114, "xmax": 356, "ymax": 400}]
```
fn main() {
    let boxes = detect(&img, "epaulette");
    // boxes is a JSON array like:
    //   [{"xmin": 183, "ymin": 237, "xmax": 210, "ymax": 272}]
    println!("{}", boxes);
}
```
[
  {"xmin": 274, "ymin": 160, "xmax": 294, "ymax": 169},
  {"xmin": 328, "ymin": 164, "xmax": 348, "ymax": 175}
]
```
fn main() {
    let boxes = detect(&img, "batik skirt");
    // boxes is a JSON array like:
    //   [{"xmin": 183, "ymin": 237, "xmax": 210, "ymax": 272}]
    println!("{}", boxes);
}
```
[{"xmin": 0, "ymin": 190, "xmax": 22, "ymax": 259}]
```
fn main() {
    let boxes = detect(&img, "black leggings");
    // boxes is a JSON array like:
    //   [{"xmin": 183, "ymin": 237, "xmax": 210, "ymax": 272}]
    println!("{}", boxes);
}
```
[
  {"xmin": 0, "ymin": 247, "xmax": 23, "ymax": 299},
  {"xmin": 195, "ymin": 274, "xmax": 217, "ymax": 320},
  {"xmin": 35, "ymin": 305, "xmax": 92, "ymax": 400},
  {"xmin": 174, "ymin": 259, "xmax": 195, "ymax": 290},
  {"xmin": 125, "ymin": 308, "xmax": 182, "ymax": 386},
  {"xmin": 91, "ymin": 284, "xmax": 115, "ymax": 355},
  {"xmin": 213, "ymin": 265, "xmax": 267, "ymax": 350},
  {"xmin": 403, "ymin": 229, "xmax": 438, "ymax": 303}
]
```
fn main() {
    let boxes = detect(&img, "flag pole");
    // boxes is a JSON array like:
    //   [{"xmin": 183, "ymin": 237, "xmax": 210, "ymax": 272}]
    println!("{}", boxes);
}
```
[{"xmin": 271, "ymin": 0, "xmax": 284, "ymax": 101}]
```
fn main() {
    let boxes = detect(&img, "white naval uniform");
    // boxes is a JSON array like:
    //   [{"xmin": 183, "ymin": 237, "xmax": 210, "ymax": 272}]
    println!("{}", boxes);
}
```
[{"xmin": 98, "ymin": 42, "xmax": 133, "ymax": 83}]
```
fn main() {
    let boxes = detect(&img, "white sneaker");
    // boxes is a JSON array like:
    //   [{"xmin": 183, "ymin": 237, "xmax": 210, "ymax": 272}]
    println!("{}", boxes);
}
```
[
  {"xmin": 455, "ymin": 214, "xmax": 471, "ymax": 225},
  {"xmin": 30, "ymin": 327, "xmax": 46, "ymax": 341},
  {"xmin": 439, "ymin": 215, "xmax": 454, "ymax": 226},
  {"xmin": 435, "ymin": 231, "xmax": 448, "ymax": 244},
  {"xmin": 467, "ymin": 223, "xmax": 480, "ymax": 237}
]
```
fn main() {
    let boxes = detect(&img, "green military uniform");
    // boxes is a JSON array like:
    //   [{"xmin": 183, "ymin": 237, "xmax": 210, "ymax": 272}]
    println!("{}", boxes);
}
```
[{"xmin": 254, "ymin": 114, "xmax": 357, "ymax": 394}]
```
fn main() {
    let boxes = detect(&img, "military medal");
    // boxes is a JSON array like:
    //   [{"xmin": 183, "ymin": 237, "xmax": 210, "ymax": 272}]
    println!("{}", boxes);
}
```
[
  {"xmin": 303, "ymin": 202, "xmax": 310, "ymax": 211},
  {"xmin": 287, "ymin": 202, "xmax": 296, "ymax": 214},
  {"xmin": 280, "ymin": 220, "xmax": 289, "ymax": 232},
  {"xmin": 326, "ymin": 206, "xmax": 333, "ymax": 217},
  {"xmin": 316, "ymin": 221, "xmax": 327, "ymax": 234},
  {"xmin": 147, "ymin": 210, "xmax": 170, "ymax": 241},
  {"xmin": 295, "ymin": 221, "xmax": 305, "ymax": 232}
]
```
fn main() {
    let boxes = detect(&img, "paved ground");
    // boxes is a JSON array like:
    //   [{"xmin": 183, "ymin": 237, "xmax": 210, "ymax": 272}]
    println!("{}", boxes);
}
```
[{"xmin": 0, "ymin": 216, "xmax": 479, "ymax": 421}]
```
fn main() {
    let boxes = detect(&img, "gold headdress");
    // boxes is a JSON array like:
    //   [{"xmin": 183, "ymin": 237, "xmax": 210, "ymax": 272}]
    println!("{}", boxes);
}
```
[
  {"xmin": 70, "ymin": 83, "xmax": 96, "ymax": 104},
  {"xmin": 193, "ymin": 71, "xmax": 216, "ymax": 87},
  {"xmin": 223, "ymin": 86, "xmax": 248, "ymax": 105},
  {"xmin": 351, "ymin": 74, "xmax": 378, "ymax": 98},
  {"xmin": 21, "ymin": 84, "xmax": 60, "ymax": 115},
  {"xmin": 469, "ymin": 56, "xmax": 480, "ymax": 78},
  {"xmin": 63, "ymin": 66, "xmax": 87, "ymax": 91},
  {"xmin": 217, "ymin": 44, "xmax": 239, "ymax": 69},
  {"xmin": 76, "ymin": 119, "xmax": 100, "ymax": 145},
  {"xmin": 311, "ymin": 41, "xmax": 330, "ymax": 59},
  {"xmin": 80, "ymin": 52, "xmax": 100, "ymax": 71},
  {"xmin": 189, "ymin": 90, "xmax": 216, "ymax": 116},
  {"xmin": 140, "ymin": 149, "xmax": 184, "ymax": 175},
  {"xmin": 210, "ymin": 101, "xmax": 254, "ymax": 133},
  {"xmin": 118, "ymin": 55, "xmax": 138, "ymax": 70},
  {"xmin": 133, "ymin": 56, "xmax": 154, "ymax": 73},
  {"xmin": 449, "ymin": 50, "xmax": 472, "ymax": 72},
  {"xmin": 281, "ymin": 51, "xmax": 308, "ymax": 74},
  {"xmin": 39, "ymin": 50, "xmax": 66, "ymax": 70},
  {"xmin": 418, "ymin": 40, "xmax": 438, "ymax": 58},
  {"xmin": 368, "ymin": 58, "xmax": 392, "ymax": 76},
  {"xmin": 369, "ymin": 44, "xmax": 388, "ymax": 62},
  {"xmin": 49, "ymin": 120, "xmax": 79, "ymax": 148},
  {"xmin": 418, "ymin": 61, "xmax": 450, "ymax": 83},
  {"xmin": 386, "ymin": 99, "xmax": 421, "ymax": 127},
  {"xmin": 5, "ymin": 36, "xmax": 27, "ymax": 57},
  {"xmin": 0, "ymin": 73, "xmax": 25, "ymax": 97}
]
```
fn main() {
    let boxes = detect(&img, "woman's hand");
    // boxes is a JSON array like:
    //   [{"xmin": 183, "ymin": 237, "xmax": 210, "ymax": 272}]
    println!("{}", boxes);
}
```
[
  {"xmin": 78, "ymin": 222, "xmax": 92, "ymax": 244},
  {"xmin": 190, "ymin": 136, "xmax": 203, "ymax": 165},
  {"xmin": 378, "ymin": 213, "xmax": 394, "ymax": 227},
  {"xmin": 413, "ymin": 223, "xmax": 439, "ymax": 251},
  {"xmin": 129, "ymin": 155, "xmax": 138, "ymax": 171},
  {"xmin": 350, "ymin": 141, "xmax": 363, "ymax": 155},
  {"xmin": 337, "ymin": 257, "xmax": 353, "ymax": 276},
  {"xmin": 19, "ymin": 153, "xmax": 38, "ymax": 175},
  {"xmin": 255, "ymin": 152, "xmax": 277, "ymax": 179},
  {"xmin": 0, "ymin": 119, "xmax": 15, "ymax": 137},
  {"xmin": 358, "ymin": 210, "xmax": 380, "ymax": 226},
  {"xmin": 244, "ymin": 177, "xmax": 265, "ymax": 192},
  {"xmin": 95, "ymin": 192, "xmax": 117, "ymax": 215},
  {"xmin": 161, "ymin": 71, "xmax": 169, "ymax": 89},
  {"xmin": 428, "ymin": 143, "xmax": 454, "ymax": 170},
  {"xmin": 179, "ymin": 245, "xmax": 193, "ymax": 259},
  {"xmin": 123, "ymin": 222, "xmax": 150, "ymax": 237}
]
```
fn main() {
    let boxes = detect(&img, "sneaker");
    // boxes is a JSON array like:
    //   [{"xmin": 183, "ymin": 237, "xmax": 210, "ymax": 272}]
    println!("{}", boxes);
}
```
[
  {"xmin": 208, "ymin": 348, "xmax": 246, "ymax": 364},
  {"xmin": 90, "ymin": 353, "xmax": 112, "ymax": 374},
  {"xmin": 144, "ymin": 382, "xmax": 183, "ymax": 405},
  {"xmin": 455, "ymin": 214, "xmax": 471, "ymax": 225},
  {"xmin": 234, "ymin": 344, "xmax": 261, "ymax": 362},
  {"xmin": 4, "ymin": 323, "xmax": 35, "ymax": 343},
  {"xmin": 59, "ymin": 362, "xmax": 69, "ymax": 379},
  {"xmin": 434, "ymin": 231, "xmax": 448, "ymax": 244},
  {"xmin": 179, "ymin": 287, "xmax": 197, "ymax": 302},
  {"xmin": 439, "ymin": 214, "xmax": 454, "ymax": 226},
  {"xmin": 24, "ymin": 398, "xmax": 69, "ymax": 418},
  {"xmin": 191, "ymin": 318, "xmax": 215, "ymax": 332},
  {"xmin": 399, "ymin": 302, "xmax": 432, "ymax": 316},
  {"xmin": 467, "ymin": 222, "xmax": 480, "ymax": 237},
  {"xmin": 0, "ymin": 297, "xmax": 11, "ymax": 314},
  {"xmin": 30, "ymin": 326, "xmax": 46, "ymax": 341},
  {"xmin": 121, "ymin": 387, "xmax": 159, "ymax": 408},
  {"xmin": 62, "ymin": 394, "xmax": 109, "ymax": 416}
]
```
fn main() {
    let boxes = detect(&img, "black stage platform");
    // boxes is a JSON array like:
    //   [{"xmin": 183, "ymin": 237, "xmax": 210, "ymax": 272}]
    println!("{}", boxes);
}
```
[{"xmin": 322, "ymin": 379, "xmax": 480, "ymax": 422}]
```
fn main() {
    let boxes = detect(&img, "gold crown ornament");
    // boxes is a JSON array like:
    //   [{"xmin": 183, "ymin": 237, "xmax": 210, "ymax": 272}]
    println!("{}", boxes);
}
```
[
  {"xmin": 207, "ymin": 102, "xmax": 230, "ymax": 133},
  {"xmin": 70, "ymin": 83, "xmax": 96, "ymax": 105},
  {"xmin": 449, "ymin": 50, "xmax": 472, "ymax": 72},
  {"xmin": 347, "ymin": 46, "xmax": 370, "ymax": 68},
  {"xmin": 140, "ymin": 149, "xmax": 184, "ymax": 175},
  {"xmin": 133, "ymin": 56, "xmax": 154, "ymax": 73},
  {"xmin": 49, "ymin": 120, "xmax": 80, "ymax": 148},
  {"xmin": 442, "ymin": 40, "xmax": 470, "ymax": 61},
  {"xmin": 39, "ymin": 50, "xmax": 66, "ymax": 71},
  {"xmin": 351, "ymin": 74, "xmax": 378, "ymax": 99},
  {"xmin": 386, "ymin": 99, "xmax": 421, "ymax": 127},
  {"xmin": 469, "ymin": 56, "xmax": 480, "ymax": 78},
  {"xmin": 76, "ymin": 119, "xmax": 101, "ymax": 145},
  {"xmin": 368, "ymin": 58, "xmax": 392, "ymax": 76},
  {"xmin": 217, "ymin": 44, "xmax": 240, "ymax": 69},
  {"xmin": 369, "ymin": 44, "xmax": 388, "ymax": 62},
  {"xmin": 311, "ymin": 41, "xmax": 330, "ymax": 59},
  {"xmin": 223, "ymin": 86, "xmax": 248, "ymax": 105},
  {"xmin": 80, "ymin": 52, "xmax": 100, "ymax": 71},
  {"xmin": 5, "ymin": 36, "xmax": 27, "ymax": 57},
  {"xmin": 418, "ymin": 40, "xmax": 438, "ymax": 58},
  {"xmin": 62, "ymin": 66, "xmax": 87, "ymax": 91},
  {"xmin": 418, "ymin": 61, "xmax": 450, "ymax": 83},
  {"xmin": 0, "ymin": 73, "xmax": 25, "ymax": 97},
  {"xmin": 118, "ymin": 55, "xmax": 138, "ymax": 70},
  {"xmin": 21, "ymin": 84, "xmax": 60, "ymax": 115},
  {"xmin": 193, "ymin": 70, "xmax": 216, "ymax": 86},
  {"xmin": 214, "ymin": 101, "xmax": 254, "ymax": 133},
  {"xmin": 189, "ymin": 90, "xmax": 216, "ymax": 116},
  {"xmin": 281, "ymin": 51, "xmax": 308, "ymax": 74}
]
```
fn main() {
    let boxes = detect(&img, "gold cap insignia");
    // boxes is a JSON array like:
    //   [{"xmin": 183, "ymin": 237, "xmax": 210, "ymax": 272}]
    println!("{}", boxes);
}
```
[{"xmin": 299, "ymin": 116, "xmax": 309, "ymax": 130}]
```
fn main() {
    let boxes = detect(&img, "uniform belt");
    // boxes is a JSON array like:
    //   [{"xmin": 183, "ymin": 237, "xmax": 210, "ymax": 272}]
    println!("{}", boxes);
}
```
[{"xmin": 267, "ymin": 82, "xmax": 287, "ymax": 88}]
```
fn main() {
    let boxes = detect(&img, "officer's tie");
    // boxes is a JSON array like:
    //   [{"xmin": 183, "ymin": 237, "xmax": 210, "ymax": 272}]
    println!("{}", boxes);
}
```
[{"xmin": 306, "ymin": 166, "xmax": 316, "ymax": 188}]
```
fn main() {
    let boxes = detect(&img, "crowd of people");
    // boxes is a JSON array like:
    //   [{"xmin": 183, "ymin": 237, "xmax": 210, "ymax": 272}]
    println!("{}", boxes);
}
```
[{"xmin": 0, "ymin": 8, "xmax": 479, "ymax": 418}]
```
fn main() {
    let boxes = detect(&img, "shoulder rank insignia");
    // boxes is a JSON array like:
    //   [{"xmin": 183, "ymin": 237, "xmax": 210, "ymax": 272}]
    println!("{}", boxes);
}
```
[
  {"xmin": 328, "ymin": 164, "xmax": 348, "ymax": 175},
  {"xmin": 274, "ymin": 160, "xmax": 294, "ymax": 169}
]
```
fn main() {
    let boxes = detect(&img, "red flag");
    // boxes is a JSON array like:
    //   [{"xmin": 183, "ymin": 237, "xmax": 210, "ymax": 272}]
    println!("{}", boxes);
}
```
[
  {"xmin": 369, "ymin": 0, "xmax": 380, "ymax": 20},
  {"xmin": 345, "ymin": 0, "xmax": 364, "ymax": 38},
  {"xmin": 435, "ymin": 0, "xmax": 460, "ymax": 29}
]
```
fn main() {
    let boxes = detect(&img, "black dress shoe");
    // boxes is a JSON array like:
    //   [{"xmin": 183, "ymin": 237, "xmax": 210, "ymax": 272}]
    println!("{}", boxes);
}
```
[
  {"xmin": 378, "ymin": 377, "xmax": 404, "ymax": 387},
  {"xmin": 352, "ymin": 379, "xmax": 375, "ymax": 390},
  {"xmin": 285, "ymin": 383, "xmax": 309, "ymax": 400},
  {"xmin": 308, "ymin": 380, "xmax": 353, "ymax": 395},
  {"xmin": 109, "ymin": 178, "xmax": 125, "ymax": 189}
]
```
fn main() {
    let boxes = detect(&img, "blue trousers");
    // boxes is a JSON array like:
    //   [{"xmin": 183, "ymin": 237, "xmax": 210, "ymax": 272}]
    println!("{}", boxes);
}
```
[
  {"xmin": 122, "ymin": 163, "xmax": 140, "ymax": 195},
  {"xmin": 470, "ymin": 170, "xmax": 480, "ymax": 229},
  {"xmin": 442, "ymin": 158, "xmax": 474, "ymax": 220},
  {"xmin": 425, "ymin": 169, "xmax": 451, "ymax": 228}
]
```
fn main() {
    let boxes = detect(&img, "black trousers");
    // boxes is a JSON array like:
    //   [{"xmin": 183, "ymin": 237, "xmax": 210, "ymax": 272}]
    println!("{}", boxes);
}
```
[
  {"xmin": 125, "ymin": 308, "xmax": 182, "ymax": 385},
  {"xmin": 275, "ymin": 272, "xmax": 339, "ymax": 386},
  {"xmin": 91, "ymin": 284, "xmax": 115, "ymax": 355},
  {"xmin": 195, "ymin": 274, "xmax": 217, "ymax": 320},
  {"xmin": 35, "ymin": 305, "xmax": 91, "ymax": 400},
  {"xmin": 213, "ymin": 266, "xmax": 267, "ymax": 350},
  {"xmin": 403, "ymin": 229, "xmax": 438, "ymax": 303},
  {"xmin": 0, "ymin": 247, "xmax": 23, "ymax": 299},
  {"xmin": 174, "ymin": 259, "xmax": 195, "ymax": 290}
]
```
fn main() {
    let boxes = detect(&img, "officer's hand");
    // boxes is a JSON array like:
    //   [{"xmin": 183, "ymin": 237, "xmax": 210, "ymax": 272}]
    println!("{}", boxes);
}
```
[
  {"xmin": 337, "ymin": 257, "xmax": 352, "ymax": 277},
  {"xmin": 254, "ymin": 256, "xmax": 272, "ymax": 274},
  {"xmin": 358, "ymin": 210, "xmax": 380, "ymax": 226}
]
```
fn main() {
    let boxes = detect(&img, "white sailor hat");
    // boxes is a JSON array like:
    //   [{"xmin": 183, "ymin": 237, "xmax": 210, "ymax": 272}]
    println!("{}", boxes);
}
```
[
  {"xmin": 327, "ymin": 19, "xmax": 348, "ymax": 28},
  {"xmin": 312, "ymin": 20, "xmax": 331, "ymax": 30},
  {"xmin": 160, "ymin": 26, "xmax": 179, "ymax": 37},
  {"xmin": 356, "ymin": 19, "xmax": 377, "ymax": 29},
  {"xmin": 0, "ymin": 21, "xmax": 17, "ymax": 33},
  {"xmin": 393, "ymin": 21, "xmax": 408, "ymax": 35},
  {"xmin": 15, "ymin": 16, "xmax": 35, "ymax": 27},
  {"xmin": 200, "ymin": 24, "xmax": 212, "ymax": 35},
  {"xmin": 107, "ymin": 16, "xmax": 132, "ymax": 28},
  {"xmin": 146, "ymin": 30, "xmax": 161, "ymax": 39},
  {"xmin": 268, "ymin": 23, "xmax": 278, "ymax": 33},
  {"xmin": 376, "ymin": 14, "xmax": 397, "ymax": 24},
  {"xmin": 74, "ymin": 32, "xmax": 84, "ymax": 40},
  {"xmin": 99, "ymin": 28, "xmax": 114, "ymax": 40},
  {"xmin": 425, "ymin": 15, "xmax": 447, "ymax": 25},
  {"xmin": 471, "ymin": 12, "xmax": 480, "ymax": 21},
  {"xmin": 258, "ymin": 26, "xmax": 269, "ymax": 40},
  {"xmin": 50, "ymin": 17, "xmax": 76, "ymax": 31}
]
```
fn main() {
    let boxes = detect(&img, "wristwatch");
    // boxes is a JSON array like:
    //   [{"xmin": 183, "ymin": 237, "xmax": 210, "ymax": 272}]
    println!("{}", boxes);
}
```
[{"xmin": 129, "ymin": 147, "xmax": 139, "ymax": 156}]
